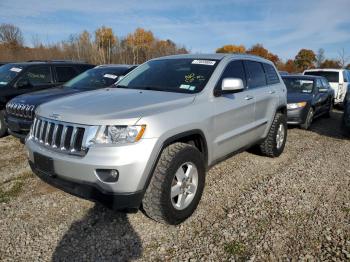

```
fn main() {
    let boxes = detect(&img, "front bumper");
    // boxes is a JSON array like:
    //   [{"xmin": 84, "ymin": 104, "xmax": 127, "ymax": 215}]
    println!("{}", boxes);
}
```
[
  {"xmin": 26, "ymin": 137, "xmax": 160, "ymax": 199},
  {"xmin": 287, "ymin": 107, "xmax": 308, "ymax": 125},
  {"xmin": 29, "ymin": 161, "xmax": 143, "ymax": 211},
  {"xmin": 5, "ymin": 115, "xmax": 32, "ymax": 139}
]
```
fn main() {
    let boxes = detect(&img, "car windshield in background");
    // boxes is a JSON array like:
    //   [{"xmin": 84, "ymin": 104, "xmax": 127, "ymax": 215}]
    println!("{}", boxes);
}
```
[
  {"xmin": 115, "ymin": 58, "xmax": 219, "ymax": 93},
  {"xmin": 63, "ymin": 68, "xmax": 125, "ymax": 89},
  {"xmin": 0, "ymin": 64, "xmax": 23, "ymax": 86},
  {"xmin": 283, "ymin": 78, "xmax": 314, "ymax": 94},
  {"xmin": 304, "ymin": 71, "xmax": 339, "ymax": 83}
]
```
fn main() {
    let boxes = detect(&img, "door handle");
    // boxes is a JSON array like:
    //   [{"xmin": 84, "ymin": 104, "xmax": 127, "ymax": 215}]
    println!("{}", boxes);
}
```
[
  {"xmin": 269, "ymin": 90, "xmax": 276, "ymax": 94},
  {"xmin": 245, "ymin": 95, "xmax": 254, "ymax": 100}
]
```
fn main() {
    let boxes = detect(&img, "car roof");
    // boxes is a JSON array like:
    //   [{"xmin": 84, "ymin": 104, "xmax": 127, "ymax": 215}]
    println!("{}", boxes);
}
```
[
  {"xmin": 282, "ymin": 74, "xmax": 325, "ymax": 80},
  {"xmin": 5, "ymin": 61, "xmax": 90, "ymax": 67},
  {"xmin": 151, "ymin": 53, "xmax": 273, "ymax": 64},
  {"xmin": 304, "ymin": 68, "xmax": 344, "ymax": 72},
  {"xmin": 94, "ymin": 64, "xmax": 137, "ymax": 69}
]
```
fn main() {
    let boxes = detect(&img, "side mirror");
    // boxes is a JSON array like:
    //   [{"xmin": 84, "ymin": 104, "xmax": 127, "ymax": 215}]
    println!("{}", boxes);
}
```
[
  {"xmin": 16, "ymin": 79, "xmax": 30, "ymax": 89},
  {"xmin": 217, "ymin": 78, "xmax": 244, "ymax": 96}
]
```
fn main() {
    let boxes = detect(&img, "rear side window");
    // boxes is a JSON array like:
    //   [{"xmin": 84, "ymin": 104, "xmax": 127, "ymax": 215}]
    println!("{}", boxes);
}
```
[
  {"xmin": 321, "ymin": 78, "xmax": 329, "ymax": 88},
  {"xmin": 217, "ymin": 60, "xmax": 247, "ymax": 88},
  {"xmin": 263, "ymin": 63, "xmax": 280, "ymax": 85},
  {"xmin": 304, "ymin": 71, "xmax": 339, "ymax": 83},
  {"xmin": 244, "ymin": 60, "xmax": 267, "ymax": 88},
  {"xmin": 342, "ymin": 71, "xmax": 348, "ymax": 82},
  {"xmin": 24, "ymin": 66, "xmax": 52, "ymax": 84},
  {"xmin": 56, "ymin": 66, "xmax": 78, "ymax": 82}
]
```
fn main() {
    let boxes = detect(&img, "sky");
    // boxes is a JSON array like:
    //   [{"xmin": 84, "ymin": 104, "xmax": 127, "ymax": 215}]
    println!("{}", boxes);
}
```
[{"xmin": 0, "ymin": 0, "xmax": 349, "ymax": 61}]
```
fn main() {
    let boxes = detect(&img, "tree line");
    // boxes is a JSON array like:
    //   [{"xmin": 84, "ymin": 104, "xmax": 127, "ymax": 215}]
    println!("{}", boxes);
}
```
[
  {"xmin": 216, "ymin": 44, "xmax": 350, "ymax": 72},
  {"xmin": 0, "ymin": 24, "xmax": 188, "ymax": 65},
  {"xmin": 0, "ymin": 23, "xmax": 349, "ymax": 72}
]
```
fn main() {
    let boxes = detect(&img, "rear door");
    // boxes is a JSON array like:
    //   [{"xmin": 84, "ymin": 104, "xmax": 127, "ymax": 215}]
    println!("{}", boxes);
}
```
[
  {"xmin": 212, "ymin": 60, "xmax": 256, "ymax": 160},
  {"xmin": 314, "ymin": 79, "xmax": 328, "ymax": 114},
  {"xmin": 244, "ymin": 60, "xmax": 278, "ymax": 140}
]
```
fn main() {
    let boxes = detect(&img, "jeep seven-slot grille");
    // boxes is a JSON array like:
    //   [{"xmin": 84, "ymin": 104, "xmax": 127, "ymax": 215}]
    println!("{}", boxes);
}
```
[
  {"xmin": 32, "ymin": 117, "xmax": 86, "ymax": 156},
  {"xmin": 6, "ymin": 102, "xmax": 35, "ymax": 119}
]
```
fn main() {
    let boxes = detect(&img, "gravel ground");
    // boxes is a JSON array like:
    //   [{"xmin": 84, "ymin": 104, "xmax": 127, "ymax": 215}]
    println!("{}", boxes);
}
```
[{"xmin": 0, "ymin": 110, "xmax": 349, "ymax": 261}]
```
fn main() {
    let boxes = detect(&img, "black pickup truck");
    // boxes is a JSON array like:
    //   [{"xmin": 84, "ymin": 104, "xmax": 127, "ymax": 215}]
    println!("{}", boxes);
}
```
[
  {"xmin": 0, "ymin": 61, "xmax": 94, "ymax": 137},
  {"xmin": 6, "ymin": 64, "xmax": 137, "ymax": 141}
]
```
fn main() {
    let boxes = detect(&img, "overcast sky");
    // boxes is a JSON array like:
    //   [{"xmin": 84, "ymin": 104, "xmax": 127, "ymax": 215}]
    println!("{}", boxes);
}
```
[{"xmin": 0, "ymin": 0, "xmax": 349, "ymax": 60}]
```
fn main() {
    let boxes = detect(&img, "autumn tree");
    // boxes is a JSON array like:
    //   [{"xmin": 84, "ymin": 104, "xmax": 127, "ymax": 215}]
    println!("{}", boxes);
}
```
[
  {"xmin": 95, "ymin": 26, "xmax": 117, "ymax": 63},
  {"xmin": 0, "ymin": 23, "xmax": 23, "ymax": 47},
  {"xmin": 294, "ymin": 49, "xmax": 316, "ymax": 71},
  {"xmin": 338, "ymin": 48, "xmax": 349, "ymax": 68},
  {"xmin": 320, "ymin": 59, "xmax": 341, "ymax": 69},
  {"xmin": 246, "ymin": 44, "xmax": 280, "ymax": 64},
  {"xmin": 316, "ymin": 48, "xmax": 325, "ymax": 68},
  {"xmin": 126, "ymin": 28, "xmax": 155, "ymax": 64},
  {"xmin": 216, "ymin": 44, "xmax": 246, "ymax": 54}
]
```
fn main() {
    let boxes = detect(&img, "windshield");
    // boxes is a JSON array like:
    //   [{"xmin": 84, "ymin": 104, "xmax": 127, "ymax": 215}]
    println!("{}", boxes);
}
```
[
  {"xmin": 115, "ymin": 58, "xmax": 219, "ymax": 93},
  {"xmin": 63, "ymin": 67, "xmax": 128, "ymax": 89},
  {"xmin": 283, "ymin": 78, "xmax": 314, "ymax": 94},
  {"xmin": 304, "ymin": 71, "xmax": 339, "ymax": 83},
  {"xmin": 0, "ymin": 64, "xmax": 23, "ymax": 86}
]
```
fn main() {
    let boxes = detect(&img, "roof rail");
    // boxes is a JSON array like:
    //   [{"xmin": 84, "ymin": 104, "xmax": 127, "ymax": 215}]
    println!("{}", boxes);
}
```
[{"xmin": 26, "ymin": 59, "xmax": 87, "ymax": 63}]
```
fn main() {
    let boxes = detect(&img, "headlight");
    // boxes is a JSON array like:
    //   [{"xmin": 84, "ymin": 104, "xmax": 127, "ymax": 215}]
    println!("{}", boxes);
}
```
[
  {"xmin": 287, "ymin": 102, "xmax": 307, "ymax": 110},
  {"xmin": 93, "ymin": 125, "xmax": 146, "ymax": 144}
]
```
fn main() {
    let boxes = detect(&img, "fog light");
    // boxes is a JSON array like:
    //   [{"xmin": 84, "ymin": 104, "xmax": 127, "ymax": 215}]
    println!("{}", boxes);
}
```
[{"xmin": 96, "ymin": 169, "xmax": 119, "ymax": 183}]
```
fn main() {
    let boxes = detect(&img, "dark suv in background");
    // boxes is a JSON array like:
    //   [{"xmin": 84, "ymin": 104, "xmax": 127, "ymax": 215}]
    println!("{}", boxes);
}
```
[
  {"xmin": 6, "ymin": 64, "xmax": 136, "ymax": 141},
  {"xmin": 0, "ymin": 61, "xmax": 94, "ymax": 137}
]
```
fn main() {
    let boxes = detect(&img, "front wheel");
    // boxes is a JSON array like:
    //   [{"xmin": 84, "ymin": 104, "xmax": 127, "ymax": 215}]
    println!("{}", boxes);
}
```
[
  {"xmin": 0, "ymin": 110, "xmax": 7, "ymax": 138},
  {"xmin": 300, "ymin": 108, "xmax": 314, "ymax": 130},
  {"xmin": 142, "ymin": 142, "xmax": 205, "ymax": 225},
  {"xmin": 259, "ymin": 112, "xmax": 287, "ymax": 158}
]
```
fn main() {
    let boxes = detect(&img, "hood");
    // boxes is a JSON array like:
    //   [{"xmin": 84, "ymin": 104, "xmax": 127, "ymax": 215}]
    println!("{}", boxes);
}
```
[
  {"xmin": 36, "ymin": 88, "xmax": 196, "ymax": 125},
  {"xmin": 287, "ymin": 92, "xmax": 313, "ymax": 103},
  {"xmin": 11, "ymin": 87, "xmax": 80, "ymax": 106}
]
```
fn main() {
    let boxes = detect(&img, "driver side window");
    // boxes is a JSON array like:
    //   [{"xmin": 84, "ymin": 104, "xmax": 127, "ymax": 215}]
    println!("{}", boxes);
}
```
[
  {"xmin": 19, "ymin": 66, "xmax": 52, "ymax": 86},
  {"xmin": 216, "ymin": 60, "xmax": 247, "ymax": 89}
]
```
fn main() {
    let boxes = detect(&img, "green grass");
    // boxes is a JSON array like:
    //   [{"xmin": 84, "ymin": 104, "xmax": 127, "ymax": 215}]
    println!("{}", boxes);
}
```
[
  {"xmin": 224, "ymin": 241, "xmax": 246, "ymax": 256},
  {"xmin": 0, "ymin": 170, "xmax": 34, "ymax": 203}
]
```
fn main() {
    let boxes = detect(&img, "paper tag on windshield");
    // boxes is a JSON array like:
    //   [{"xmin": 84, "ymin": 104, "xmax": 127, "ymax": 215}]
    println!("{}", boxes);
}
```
[
  {"xmin": 10, "ymin": 67, "xmax": 22, "ymax": 73},
  {"xmin": 180, "ymin": 84, "xmax": 190, "ymax": 89},
  {"xmin": 103, "ymin": 74, "xmax": 118, "ymax": 79},
  {"xmin": 192, "ymin": 60, "xmax": 216, "ymax": 66}
]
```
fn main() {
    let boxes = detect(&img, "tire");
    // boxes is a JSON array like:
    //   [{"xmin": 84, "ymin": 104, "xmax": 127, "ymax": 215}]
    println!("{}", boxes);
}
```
[
  {"xmin": 142, "ymin": 142, "xmax": 205, "ymax": 225},
  {"xmin": 0, "ymin": 110, "xmax": 7, "ymax": 138},
  {"xmin": 324, "ymin": 100, "xmax": 333, "ymax": 118},
  {"xmin": 300, "ymin": 108, "xmax": 314, "ymax": 130},
  {"xmin": 259, "ymin": 112, "xmax": 287, "ymax": 158}
]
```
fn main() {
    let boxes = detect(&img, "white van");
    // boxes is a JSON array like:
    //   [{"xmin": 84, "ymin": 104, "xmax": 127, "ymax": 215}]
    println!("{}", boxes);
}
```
[{"xmin": 303, "ymin": 69, "xmax": 350, "ymax": 105}]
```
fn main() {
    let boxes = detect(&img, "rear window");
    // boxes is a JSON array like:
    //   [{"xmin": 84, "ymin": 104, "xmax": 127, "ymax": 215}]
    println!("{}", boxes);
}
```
[
  {"xmin": 304, "ymin": 71, "xmax": 339, "ymax": 83},
  {"xmin": 56, "ymin": 66, "xmax": 78, "ymax": 82},
  {"xmin": 263, "ymin": 63, "xmax": 280, "ymax": 85}
]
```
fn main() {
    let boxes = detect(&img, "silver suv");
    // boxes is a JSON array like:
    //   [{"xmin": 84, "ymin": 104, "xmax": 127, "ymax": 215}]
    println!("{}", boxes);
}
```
[{"xmin": 26, "ymin": 54, "xmax": 287, "ymax": 224}]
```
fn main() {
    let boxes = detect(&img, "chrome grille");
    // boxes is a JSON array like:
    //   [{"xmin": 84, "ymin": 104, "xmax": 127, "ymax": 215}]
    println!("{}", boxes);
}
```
[
  {"xmin": 6, "ymin": 102, "xmax": 35, "ymax": 119},
  {"xmin": 31, "ymin": 117, "xmax": 88, "ymax": 156}
]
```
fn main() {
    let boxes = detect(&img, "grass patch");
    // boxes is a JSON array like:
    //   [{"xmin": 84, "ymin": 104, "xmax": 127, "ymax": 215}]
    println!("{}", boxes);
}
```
[
  {"xmin": 0, "ymin": 180, "xmax": 24, "ymax": 203},
  {"xmin": 224, "ymin": 240, "xmax": 246, "ymax": 256}
]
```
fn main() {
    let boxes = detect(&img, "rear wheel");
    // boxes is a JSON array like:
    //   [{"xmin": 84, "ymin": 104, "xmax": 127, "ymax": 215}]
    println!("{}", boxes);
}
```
[
  {"xmin": 259, "ymin": 112, "xmax": 287, "ymax": 158},
  {"xmin": 300, "ymin": 108, "xmax": 314, "ymax": 130},
  {"xmin": 142, "ymin": 142, "xmax": 205, "ymax": 225},
  {"xmin": 0, "ymin": 110, "xmax": 7, "ymax": 138}
]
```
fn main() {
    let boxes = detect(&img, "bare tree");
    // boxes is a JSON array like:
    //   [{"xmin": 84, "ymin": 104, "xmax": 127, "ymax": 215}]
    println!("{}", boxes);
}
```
[
  {"xmin": 0, "ymin": 23, "xmax": 24, "ymax": 47},
  {"xmin": 316, "ymin": 48, "xmax": 325, "ymax": 68},
  {"xmin": 338, "ymin": 48, "xmax": 349, "ymax": 68}
]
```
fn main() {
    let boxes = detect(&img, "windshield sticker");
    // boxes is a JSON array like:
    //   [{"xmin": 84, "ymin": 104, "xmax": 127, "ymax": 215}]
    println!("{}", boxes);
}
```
[
  {"xmin": 27, "ymin": 72, "xmax": 45, "ymax": 79},
  {"xmin": 180, "ymin": 84, "xmax": 190, "ymax": 89},
  {"xmin": 189, "ymin": 86, "xmax": 196, "ymax": 91},
  {"xmin": 192, "ymin": 60, "xmax": 216, "ymax": 66},
  {"xmin": 185, "ymin": 73, "xmax": 195, "ymax": 83},
  {"xmin": 10, "ymin": 67, "xmax": 22, "ymax": 73},
  {"xmin": 103, "ymin": 74, "xmax": 118, "ymax": 79},
  {"xmin": 0, "ymin": 81, "xmax": 7, "ymax": 85}
]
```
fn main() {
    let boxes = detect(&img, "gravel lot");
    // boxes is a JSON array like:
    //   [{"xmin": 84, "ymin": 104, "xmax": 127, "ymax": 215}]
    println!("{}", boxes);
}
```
[{"xmin": 0, "ymin": 110, "xmax": 349, "ymax": 261}]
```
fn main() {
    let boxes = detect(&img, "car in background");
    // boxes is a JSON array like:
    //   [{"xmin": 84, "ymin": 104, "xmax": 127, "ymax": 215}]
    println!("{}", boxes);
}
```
[
  {"xmin": 6, "ymin": 64, "xmax": 137, "ymax": 141},
  {"xmin": 279, "ymin": 71, "xmax": 289, "ymax": 76},
  {"xmin": 0, "ymin": 60, "xmax": 94, "ymax": 137},
  {"xmin": 343, "ymin": 86, "xmax": 350, "ymax": 133},
  {"xmin": 282, "ymin": 75, "xmax": 334, "ymax": 130},
  {"xmin": 303, "ymin": 68, "xmax": 349, "ymax": 106}
]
